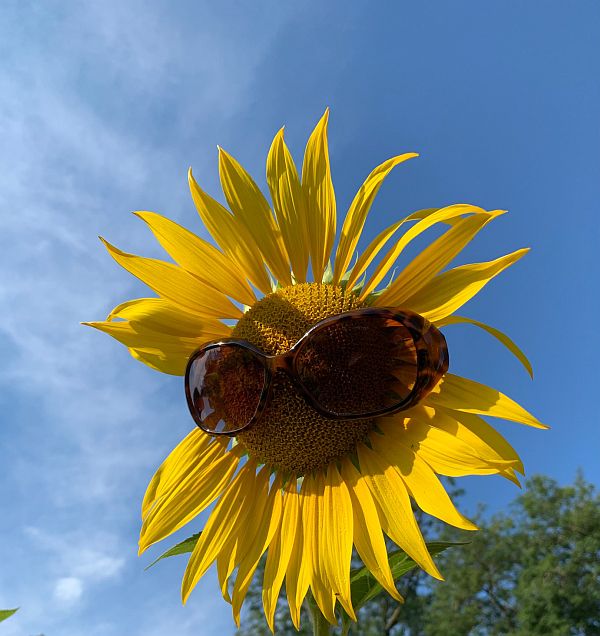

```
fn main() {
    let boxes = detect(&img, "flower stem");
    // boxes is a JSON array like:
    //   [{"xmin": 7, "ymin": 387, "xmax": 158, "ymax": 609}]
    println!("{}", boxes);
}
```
[{"xmin": 306, "ymin": 594, "xmax": 331, "ymax": 636}]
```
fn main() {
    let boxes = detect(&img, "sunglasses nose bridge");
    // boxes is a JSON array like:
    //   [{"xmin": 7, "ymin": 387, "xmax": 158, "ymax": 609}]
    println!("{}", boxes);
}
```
[{"xmin": 267, "ymin": 351, "xmax": 295, "ymax": 374}]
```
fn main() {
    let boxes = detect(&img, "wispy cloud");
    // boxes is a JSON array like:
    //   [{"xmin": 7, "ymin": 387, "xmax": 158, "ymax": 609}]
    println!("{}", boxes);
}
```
[
  {"xmin": 0, "ymin": 2, "xmax": 296, "ymax": 635},
  {"xmin": 25, "ymin": 526, "xmax": 126, "ymax": 579}
]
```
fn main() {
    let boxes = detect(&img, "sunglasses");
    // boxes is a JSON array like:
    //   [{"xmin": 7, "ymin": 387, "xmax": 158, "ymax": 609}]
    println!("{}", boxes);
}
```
[{"xmin": 185, "ymin": 307, "xmax": 449, "ymax": 436}]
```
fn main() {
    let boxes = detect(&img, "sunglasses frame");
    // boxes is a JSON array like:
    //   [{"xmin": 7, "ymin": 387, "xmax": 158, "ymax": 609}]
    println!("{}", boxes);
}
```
[{"xmin": 185, "ymin": 307, "xmax": 449, "ymax": 436}]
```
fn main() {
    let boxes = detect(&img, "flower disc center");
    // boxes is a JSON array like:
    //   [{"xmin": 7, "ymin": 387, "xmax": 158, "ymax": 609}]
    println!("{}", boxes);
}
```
[{"xmin": 233, "ymin": 283, "xmax": 376, "ymax": 475}]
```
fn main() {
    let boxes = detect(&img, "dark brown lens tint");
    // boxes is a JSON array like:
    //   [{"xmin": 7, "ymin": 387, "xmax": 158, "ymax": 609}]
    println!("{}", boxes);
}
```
[
  {"xmin": 186, "ymin": 345, "xmax": 266, "ymax": 434},
  {"xmin": 294, "ymin": 314, "xmax": 419, "ymax": 417}
]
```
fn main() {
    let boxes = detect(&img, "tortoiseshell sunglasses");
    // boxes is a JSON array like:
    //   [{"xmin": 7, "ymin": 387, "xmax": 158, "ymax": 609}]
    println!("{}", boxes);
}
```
[{"xmin": 184, "ymin": 307, "xmax": 449, "ymax": 436}]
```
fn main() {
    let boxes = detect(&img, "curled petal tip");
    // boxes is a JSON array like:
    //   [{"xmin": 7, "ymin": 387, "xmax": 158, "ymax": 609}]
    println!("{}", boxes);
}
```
[
  {"xmin": 181, "ymin": 585, "xmax": 192, "ymax": 605},
  {"xmin": 463, "ymin": 519, "xmax": 479, "ymax": 531}
]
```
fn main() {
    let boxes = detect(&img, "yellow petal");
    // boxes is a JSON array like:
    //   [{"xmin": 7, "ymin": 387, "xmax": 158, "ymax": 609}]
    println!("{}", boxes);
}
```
[
  {"xmin": 341, "ymin": 458, "xmax": 403, "ymax": 602},
  {"xmin": 302, "ymin": 109, "xmax": 336, "ymax": 282},
  {"xmin": 285, "ymin": 482, "xmax": 310, "ymax": 630},
  {"xmin": 357, "ymin": 443, "xmax": 443, "ymax": 580},
  {"xmin": 402, "ymin": 248, "xmax": 529, "ymax": 322},
  {"xmin": 322, "ymin": 464, "xmax": 355, "ymax": 620},
  {"xmin": 304, "ymin": 472, "xmax": 337, "ymax": 624},
  {"xmin": 134, "ymin": 212, "xmax": 256, "ymax": 306},
  {"xmin": 182, "ymin": 460, "xmax": 258, "ymax": 603},
  {"xmin": 381, "ymin": 412, "xmax": 518, "ymax": 477},
  {"xmin": 344, "ymin": 218, "xmax": 405, "ymax": 291},
  {"xmin": 84, "ymin": 316, "xmax": 227, "ymax": 375},
  {"xmin": 332, "ymin": 153, "xmax": 418, "ymax": 285},
  {"xmin": 83, "ymin": 320, "xmax": 201, "ymax": 356},
  {"xmin": 215, "ymin": 550, "xmax": 234, "ymax": 603},
  {"xmin": 127, "ymin": 347, "xmax": 193, "ymax": 375},
  {"xmin": 376, "ymin": 210, "xmax": 504, "ymax": 305},
  {"xmin": 423, "ymin": 405, "xmax": 524, "ymax": 476},
  {"xmin": 409, "ymin": 207, "xmax": 468, "ymax": 226},
  {"xmin": 425, "ymin": 373, "xmax": 547, "ymax": 428},
  {"xmin": 231, "ymin": 474, "xmax": 283, "ymax": 627},
  {"xmin": 106, "ymin": 297, "xmax": 228, "ymax": 338},
  {"xmin": 100, "ymin": 238, "xmax": 241, "ymax": 320},
  {"xmin": 263, "ymin": 479, "xmax": 300, "ymax": 632},
  {"xmin": 188, "ymin": 169, "xmax": 272, "ymax": 294},
  {"xmin": 360, "ymin": 204, "xmax": 487, "ymax": 300},
  {"xmin": 139, "ymin": 448, "xmax": 240, "ymax": 553},
  {"xmin": 435, "ymin": 315, "xmax": 533, "ymax": 378},
  {"xmin": 86, "ymin": 300, "xmax": 232, "ymax": 375},
  {"xmin": 216, "ymin": 466, "xmax": 271, "ymax": 603},
  {"xmin": 344, "ymin": 207, "xmax": 444, "ymax": 292},
  {"xmin": 141, "ymin": 430, "xmax": 220, "ymax": 519},
  {"xmin": 371, "ymin": 432, "xmax": 477, "ymax": 530},
  {"xmin": 266, "ymin": 128, "xmax": 310, "ymax": 283},
  {"xmin": 218, "ymin": 148, "xmax": 291, "ymax": 286}
]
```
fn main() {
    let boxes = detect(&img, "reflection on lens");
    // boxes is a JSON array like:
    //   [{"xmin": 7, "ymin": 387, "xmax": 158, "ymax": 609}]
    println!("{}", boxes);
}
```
[
  {"xmin": 186, "ymin": 345, "xmax": 265, "ymax": 433},
  {"xmin": 295, "ymin": 314, "xmax": 418, "ymax": 417}
]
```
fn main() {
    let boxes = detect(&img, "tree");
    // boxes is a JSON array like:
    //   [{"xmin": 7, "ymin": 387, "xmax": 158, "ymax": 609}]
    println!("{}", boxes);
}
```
[
  {"xmin": 425, "ymin": 474, "xmax": 600, "ymax": 636},
  {"xmin": 236, "ymin": 474, "xmax": 600, "ymax": 635}
]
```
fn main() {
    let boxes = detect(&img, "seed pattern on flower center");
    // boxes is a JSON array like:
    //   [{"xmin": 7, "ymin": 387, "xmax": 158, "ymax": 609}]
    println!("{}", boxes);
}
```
[{"xmin": 233, "ymin": 282, "xmax": 376, "ymax": 475}]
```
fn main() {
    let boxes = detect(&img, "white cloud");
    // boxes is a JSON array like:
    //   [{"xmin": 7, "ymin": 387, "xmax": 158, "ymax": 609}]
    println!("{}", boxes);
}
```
[
  {"xmin": 54, "ymin": 577, "xmax": 84, "ymax": 604},
  {"xmin": 25, "ymin": 526, "xmax": 126, "ymax": 582}
]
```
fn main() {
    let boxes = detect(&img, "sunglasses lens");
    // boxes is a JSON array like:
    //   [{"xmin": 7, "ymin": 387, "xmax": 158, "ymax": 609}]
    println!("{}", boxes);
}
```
[
  {"xmin": 186, "ymin": 345, "xmax": 266, "ymax": 434},
  {"xmin": 295, "ymin": 314, "xmax": 420, "ymax": 417}
]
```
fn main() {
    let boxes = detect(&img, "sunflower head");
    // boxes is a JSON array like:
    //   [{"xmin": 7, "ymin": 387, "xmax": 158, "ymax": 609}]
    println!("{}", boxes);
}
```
[{"xmin": 85, "ymin": 110, "xmax": 545, "ymax": 631}]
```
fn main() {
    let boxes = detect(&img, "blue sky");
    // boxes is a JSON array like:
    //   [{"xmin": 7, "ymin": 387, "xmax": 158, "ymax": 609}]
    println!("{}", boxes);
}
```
[{"xmin": 1, "ymin": 1, "xmax": 598, "ymax": 634}]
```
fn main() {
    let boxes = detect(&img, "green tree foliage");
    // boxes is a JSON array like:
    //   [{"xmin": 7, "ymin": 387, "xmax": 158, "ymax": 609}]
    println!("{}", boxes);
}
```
[
  {"xmin": 425, "ymin": 474, "xmax": 600, "ymax": 636},
  {"xmin": 236, "ymin": 474, "xmax": 600, "ymax": 635}
]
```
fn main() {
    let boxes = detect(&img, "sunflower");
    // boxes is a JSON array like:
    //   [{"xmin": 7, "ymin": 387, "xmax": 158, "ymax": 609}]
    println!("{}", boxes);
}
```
[{"xmin": 85, "ymin": 109, "xmax": 545, "ymax": 631}]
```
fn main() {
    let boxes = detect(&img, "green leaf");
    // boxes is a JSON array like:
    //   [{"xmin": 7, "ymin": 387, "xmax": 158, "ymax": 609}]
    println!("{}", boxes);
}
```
[
  {"xmin": 350, "ymin": 541, "xmax": 467, "ymax": 611},
  {"xmin": 145, "ymin": 533, "xmax": 200, "ymax": 570},
  {"xmin": 0, "ymin": 608, "xmax": 18, "ymax": 623}
]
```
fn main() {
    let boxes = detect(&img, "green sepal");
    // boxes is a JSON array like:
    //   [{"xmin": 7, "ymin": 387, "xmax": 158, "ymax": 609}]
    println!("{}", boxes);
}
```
[
  {"xmin": 338, "ymin": 253, "xmax": 361, "ymax": 292},
  {"xmin": 364, "ymin": 290, "xmax": 382, "ymax": 305},
  {"xmin": 321, "ymin": 260, "xmax": 334, "ymax": 284},
  {"xmin": 340, "ymin": 267, "xmax": 354, "ymax": 286},
  {"xmin": 364, "ymin": 267, "xmax": 399, "ymax": 305},
  {"xmin": 0, "ymin": 608, "xmax": 18, "ymax": 623},
  {"xmin": 344, "ymin": 273, "xmax": 367, "ymax": 297},
  {"xmin": 144, "ymin": 533, "xmax": 201, "ymax": 570}
]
